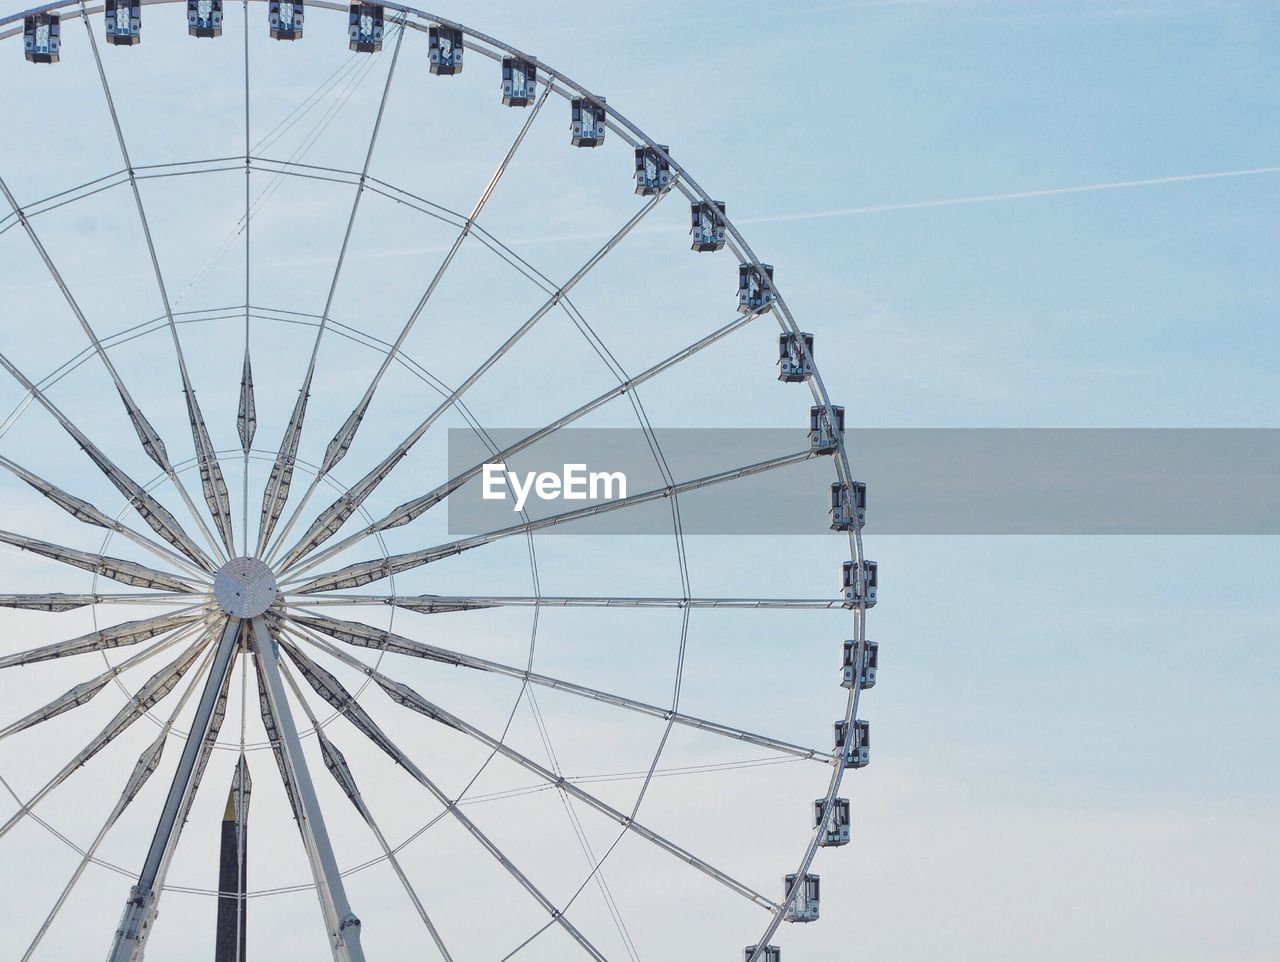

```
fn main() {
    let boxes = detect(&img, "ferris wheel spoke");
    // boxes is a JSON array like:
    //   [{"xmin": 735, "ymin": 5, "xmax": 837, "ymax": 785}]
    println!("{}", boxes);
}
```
[
  {"xmin": 247, "ymin": 617, "xmax": 368, "ymax": 962},
  {"xmin": 0, "ymin": 351, "xmax": 217, "ymax": 573},
  {"xmin": 239, "ymin": 0, "xmax": 256, "ymax": 559},
  {"xmin": 0, "ymin": 452, "xmax": 212, "ymax": 581},
  {"xmin": 107, "ymin": 616, "xmax": 243, "ymax": 962},
  {"xmin": 283, "ymin": 610, "xmax": 831, "ymax": 762},
  {"xmin": 278, "ymin": 305, "xmax": 774, "ymax": 583},
  {"xmin": 0, "ymin": 622, "xmax": 216, "ymax": 847},
  {"xmin": 281, "ymin": 628, "xmax": 777, "ymax": 913},
  {"xmin": 0, "ymin": 592, "xmax": 202, "ymax": 612},
  {"xmin": 277, "ymin": 658, "xmax": 455, "ymax": 962},
  {"xmin": 239, "ymin": 349, "xmax": 257, "ymax": 451},
  {"xmin": 0, "ymin": 529, "xmax": 200, "ymax": 594},
  {"xmin": 270, "ymin": 188, "xmax": 667, "ymax": 578},
  {"xmin": 265, "ymin": 624, "xmax": 610, "ymax": 962},
  {"xmin": 292, "ymin": 593, "xmax": 843, "ymax": 611},
  {"xmin": 0, "ymin": 180, "xmax": 228, "ymax": 568},
  {"xmin": 254, "ymin": 22, "xmax": 407, "ymax": 561},
  {"xmin": 287, "ymin": 448, "xmax": 816, "ymax": 594},
  {"xmin": 80, "ymin": 9, "xmax": 238, "ymax": 558},
  {"xmin": 0, "ymin": 617, "xmax": 207, "ymax": 741},
  {"xmin": 0, "ymin": 606, "xmax": 207, "ymax": 670},
  {"xmin": 267, "ymin": 84, "xmax": 554, "ymax": 570}
]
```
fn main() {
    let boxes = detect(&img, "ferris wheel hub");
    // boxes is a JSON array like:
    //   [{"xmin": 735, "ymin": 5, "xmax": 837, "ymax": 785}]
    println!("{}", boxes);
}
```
[{"xmin": 213, "ymin": 557, "xmax": 279, "ymax": 617}]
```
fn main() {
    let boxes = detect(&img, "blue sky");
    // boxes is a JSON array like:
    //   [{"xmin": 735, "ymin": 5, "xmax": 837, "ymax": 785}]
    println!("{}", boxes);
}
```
[{"xmin": 0, "ymin": 0, "xmax": 1275, "ymax": 959}]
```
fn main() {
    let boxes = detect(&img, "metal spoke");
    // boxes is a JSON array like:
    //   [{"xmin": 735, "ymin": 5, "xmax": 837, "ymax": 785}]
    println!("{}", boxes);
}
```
[
  {"xmin": 0, "ymin": 529, "xmax": 199, "ymax": 593},
  {"xmin": 0, "ymin": 452, "xmax": 212, "ymax": 581},
  {"xmin": 291, "ymin": 593, "xmax": 845, "ymax": 612},
  {"xmin": 0, "ymin": 623, "xmax": 216, "ymax": 846},
  {"xmin": 247, "ymin": 618, "xmax": 366, "ymax": 962},
  {"xmin": 254, "ymin": 22, "xmax": 406, "ymax": 558},
  {"xmin": 288, "ymin": 449, "xmax": 815, "ymax": 594},
  {"xmin": 240, "ymin": 0, "xmax": 256, "ymax": 560},
  {"xmin": 0, "ymin": 351, "xmax": 215, "ymax": 573},
  {"xmin": 0, "ymin": 618, "xmax": 205, "ymax": 741},
  {"xmin": 106, "ymin": 617, "xmax": 242, "ymax": 961},
  {"xmin": 268, "ymin": 621, "xmax": 610, "ymax": 960},
  {"xmin": 0, "ymin": 606, "xmax": 206, "ymax": 670},
  {"xmin": 270, "ymin": 187, "xmax": 666, "ymax": 576},
  {"xmin": 286, "ymin": 610, "xmax": 831, "ymax": 762},
  {"xmin": 278, "ymin": 659, "xmax": 454, "ymax": 962},
  {"xmin": 0, "ymin": 592, "xmax": 201, "ymax": 611},
  {"xmin": 80, "ymin": 7, "xmax": 237, "ymax": 557},
  {"xmin": 282, "ymin": 628, "xmax": 776, "ymax": 912},
  {"xmin": 280, "ymin": 306, "xmax": 772, "ymax": 583},
  {"xmin": 267, "ymin": 84, "xmax": 553, "ymax": 568},
  {"xmin": 0, "ymin": 179, "xmax": 226, "ymax": 566}
]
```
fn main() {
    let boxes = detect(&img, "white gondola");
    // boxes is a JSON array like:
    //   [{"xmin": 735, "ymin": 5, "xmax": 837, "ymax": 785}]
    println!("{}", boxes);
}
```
[
  {"xmin": 23, "ymin": 13, "xmax": 60, "ymax": 63},
  {"xmin": 814, "ymin": 796, "xmax": 851, "ymax": 847},
  {"xmin": 635, "ymin": 144, "xmax": 673, "ymax": 195},
  {"xmin": 841, "ymin": 639, "xmax": 878, "ymax": 689},
  {"xmin": 429, "ymin": 25, "xmax": 463, "ymax": 75},
  {"xmin": 744, "ymin": 946, "xmax": 781, "ymax": 962},
  {"xmin": 690, "ymin": 200, "xmax": 727, "ymax": 252},
  {"xmin": 348, "ymin": 2, "xmax": 383, "ymax": 52},
  {"xmin": 829, "ymin": 480, "xmax": 866, "ymax": 530},
  {"xmin": 841, "ymin": 559, "xmax": 877, "ymax": 608},
  {"xmin": 777, "ymin": 331, "xmax": 813, "ymax": 382},
  {"xmin": 808, "ymin": 404, "xmax": 844, "ymax": 454},
  {"xmin": 834, "ymin": 718, "xmax": 870, "ymax": 768},
  {"xmin": 783, "ymin": 873, "xmax": 820, "ymax": 923},
  {"xmin": 105, "ymin": 0, "xmax": 141, "ymax": 46},
  {"xmin": 570, "ymin": 97, "xmax": 607, "ymax": 147},
  {"xmin": 269, "ymin": 0, "xmax": 304, "ymax": 40},
  {"xmin": 501, "ymin": 56, "xmax": 536, "ymax": 106},
  {"xmin": 738, "ymin": 263, "xmax": 775, "ymax": 313},
  {"xmin": 187, "ymin": 0, "xmax": 222, "ymax": 38}
]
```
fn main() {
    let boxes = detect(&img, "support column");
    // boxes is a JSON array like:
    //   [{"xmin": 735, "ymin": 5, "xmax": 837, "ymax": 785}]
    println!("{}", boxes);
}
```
[
  {"xmin": 107, "ymin": 616, "xmax": 243, "ymax": 962},
  {"xmin": 250, "ymin": 617, "xmax": 365, "ymax": 962}
]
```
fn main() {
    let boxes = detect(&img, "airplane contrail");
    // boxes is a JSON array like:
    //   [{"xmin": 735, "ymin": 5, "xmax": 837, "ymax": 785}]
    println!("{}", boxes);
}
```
[
  {"xmin": 168, "ymin": 165, "xmax": 1280, "ymax": 276},
  {"xmin": 734, "ymin": 166, "xmax": 1280, "ymax": 225}
]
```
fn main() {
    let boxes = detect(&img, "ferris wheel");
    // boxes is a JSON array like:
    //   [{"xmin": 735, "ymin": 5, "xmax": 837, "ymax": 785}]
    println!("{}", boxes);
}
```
[{"xmin": 0, "ymin": 2, "xmax": 877, "ymax": 960}]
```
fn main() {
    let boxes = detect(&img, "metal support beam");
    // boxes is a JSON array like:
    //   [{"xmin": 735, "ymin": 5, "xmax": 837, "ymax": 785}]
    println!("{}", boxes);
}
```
[
  {"xmin": 107, "ymin": 616, "xmax": 242, "ymax": 961},
  {"xmin": 250, "ymin": 617, "xmax": 365, "ymax": 962}
]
